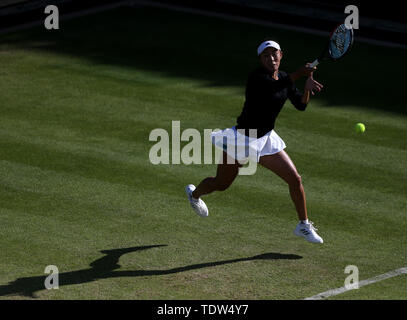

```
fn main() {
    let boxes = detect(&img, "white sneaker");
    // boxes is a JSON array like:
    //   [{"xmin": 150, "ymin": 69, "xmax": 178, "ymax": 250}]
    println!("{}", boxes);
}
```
[
  {"xmin": 185, "ymin": 184, "xmax": 209, "ymax": 218},
  {"xmin": 294, "ymin": 221, "xmax": 324, "ymax": 244}
]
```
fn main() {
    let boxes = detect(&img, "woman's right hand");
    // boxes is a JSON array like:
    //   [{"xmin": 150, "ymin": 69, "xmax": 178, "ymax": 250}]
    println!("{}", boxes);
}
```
[{"xmin": 301, "ymin": 63, "xmax": 317, "ymax": 77}]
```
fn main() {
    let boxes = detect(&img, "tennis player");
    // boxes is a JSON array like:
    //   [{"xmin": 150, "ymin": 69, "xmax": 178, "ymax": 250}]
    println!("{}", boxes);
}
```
[{"xmin": 186, "ymin": 40, "xmax": 324, "ymax": 243}]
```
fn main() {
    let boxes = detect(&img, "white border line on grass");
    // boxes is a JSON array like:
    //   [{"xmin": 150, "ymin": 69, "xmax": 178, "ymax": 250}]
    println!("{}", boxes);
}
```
[{"xmin": 305, "ymin": 266, "xmax": 407, "ymax": 300}]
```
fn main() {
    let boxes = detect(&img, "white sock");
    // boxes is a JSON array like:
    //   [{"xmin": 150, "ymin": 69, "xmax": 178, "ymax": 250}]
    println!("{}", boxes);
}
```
[{"xmin": 301, "ymin": 219, "xmax": 309, "ymax": 224}]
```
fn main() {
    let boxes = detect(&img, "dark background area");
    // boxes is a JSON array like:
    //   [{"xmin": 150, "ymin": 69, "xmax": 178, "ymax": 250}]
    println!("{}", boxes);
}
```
[
  {"xmin": 1, "ymin": 3, "xmax": 405, "ymax": 116},
  {"xmin": 1, "ymin": 0, "xmax": 406, "ymax": 46}
]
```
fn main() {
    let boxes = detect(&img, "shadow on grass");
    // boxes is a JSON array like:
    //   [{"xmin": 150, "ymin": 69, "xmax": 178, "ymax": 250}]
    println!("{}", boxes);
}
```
[
  {"xmin": 1, "ymin": 6, "xmax": 405, "ymax": 115},
  {"xmin": 0, "ymin": 244, "xmax": 302, "ymax": 298}
]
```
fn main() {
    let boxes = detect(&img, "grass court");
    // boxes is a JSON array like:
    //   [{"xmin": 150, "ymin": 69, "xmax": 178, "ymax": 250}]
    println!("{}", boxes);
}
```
[{"xmin": 0, "ymin": 5, "xmax": 406, "ymax": 299}]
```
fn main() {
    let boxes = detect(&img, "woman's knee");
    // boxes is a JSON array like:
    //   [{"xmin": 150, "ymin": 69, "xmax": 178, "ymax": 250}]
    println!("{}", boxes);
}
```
[{"xmin": 288, "ymin": 173, "xmax": 302, "ymax": 188}]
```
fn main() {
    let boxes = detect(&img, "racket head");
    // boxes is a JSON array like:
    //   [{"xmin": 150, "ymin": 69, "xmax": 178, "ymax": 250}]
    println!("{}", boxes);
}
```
[{"xmin": 327, "ymin": 23, "xmax": 354, "ymax": 61}]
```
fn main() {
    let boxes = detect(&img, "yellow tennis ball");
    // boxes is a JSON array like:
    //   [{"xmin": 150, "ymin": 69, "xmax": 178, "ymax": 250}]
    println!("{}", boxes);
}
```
[{"xmin": 355, "ymin": 123, "xmax": 365, "ymax": 133}]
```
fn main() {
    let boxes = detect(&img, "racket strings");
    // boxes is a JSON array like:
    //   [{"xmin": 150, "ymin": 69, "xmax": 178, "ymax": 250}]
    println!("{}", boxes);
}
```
[
  {"xmin": 335, "ymin": 34, "xmax": 346, "ymax": 54},
  {"xmin": 333, "ymin": 25, "xmax": 347, "ymax": 54},
  {"xmin": 330, "ymin": 24, "xmax": 352, "ymax": 59}
]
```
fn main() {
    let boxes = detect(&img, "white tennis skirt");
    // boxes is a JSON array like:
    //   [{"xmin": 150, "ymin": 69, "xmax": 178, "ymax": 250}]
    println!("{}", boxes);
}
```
[{"xmin": 211, "ymin": 126, "xmax": 286, "ymax": 164}]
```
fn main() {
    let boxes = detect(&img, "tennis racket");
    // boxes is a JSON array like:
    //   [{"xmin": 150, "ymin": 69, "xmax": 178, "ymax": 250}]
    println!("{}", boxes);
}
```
[{"xmin": 309, "ymin": 23, "xmax": 354, "ymax": 68}]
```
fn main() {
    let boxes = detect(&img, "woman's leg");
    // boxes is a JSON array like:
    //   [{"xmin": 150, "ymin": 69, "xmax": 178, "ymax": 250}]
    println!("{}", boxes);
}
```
[
  {"xmin": 259, "ymin": 150, "xmax": 307, "ymax": 221},
  {"xmin": 192, "ymin": 151, "xmax": 241, "ymax": 199}
]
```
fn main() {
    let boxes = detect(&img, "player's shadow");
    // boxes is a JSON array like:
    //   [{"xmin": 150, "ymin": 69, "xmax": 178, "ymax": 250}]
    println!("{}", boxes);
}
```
[{"xmin": 0, "ymin": 245, "xmax": 302, "ymax": 298}]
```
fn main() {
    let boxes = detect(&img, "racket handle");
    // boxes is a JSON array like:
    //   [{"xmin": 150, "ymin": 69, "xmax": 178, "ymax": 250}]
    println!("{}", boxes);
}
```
[{"xmin": 309, "ymin": 59, "xmax": 319, "ymax": 68}]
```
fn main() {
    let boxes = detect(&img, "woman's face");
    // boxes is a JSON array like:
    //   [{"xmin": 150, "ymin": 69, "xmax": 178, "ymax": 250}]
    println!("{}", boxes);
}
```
[{"xmin": 259, "ymin": 47, "xmax": 283, "ymax": 73}]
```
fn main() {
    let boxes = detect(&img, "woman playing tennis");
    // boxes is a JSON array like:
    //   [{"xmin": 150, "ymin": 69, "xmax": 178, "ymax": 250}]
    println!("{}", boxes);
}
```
[{"xmin": 185, "ymin": 39, "xmax": 324, "ymax": 243}]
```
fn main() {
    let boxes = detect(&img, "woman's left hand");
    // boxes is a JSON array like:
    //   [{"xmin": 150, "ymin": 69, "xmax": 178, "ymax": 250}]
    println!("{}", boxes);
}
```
[{"xmin": 305, "ymin": 76, "xmax": 324, "ymax": 95}]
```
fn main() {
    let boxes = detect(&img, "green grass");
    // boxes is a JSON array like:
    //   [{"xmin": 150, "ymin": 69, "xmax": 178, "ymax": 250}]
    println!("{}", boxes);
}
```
[{"xmin": 0, "ymin": 6, "xmax": 406, "ymax": 300}]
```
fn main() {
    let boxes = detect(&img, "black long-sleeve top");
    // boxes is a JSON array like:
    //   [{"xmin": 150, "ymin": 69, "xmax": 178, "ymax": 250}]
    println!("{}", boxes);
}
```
[{"xmin": 236, "ymin": 66, "xmax": 307, "ymax": 138}]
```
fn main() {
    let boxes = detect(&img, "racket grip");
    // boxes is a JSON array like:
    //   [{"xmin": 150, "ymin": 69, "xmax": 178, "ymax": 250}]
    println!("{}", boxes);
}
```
[{"xmin": 309, "ymin": 59, "xmax": 319, "ymax": 68}]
